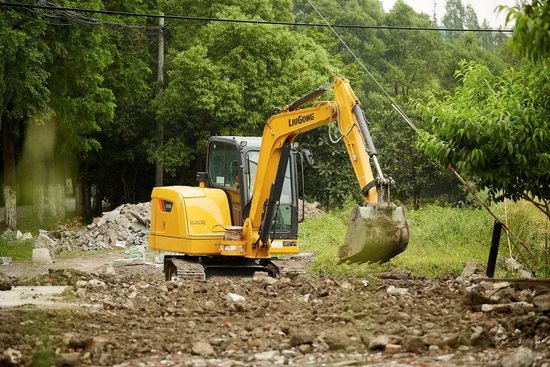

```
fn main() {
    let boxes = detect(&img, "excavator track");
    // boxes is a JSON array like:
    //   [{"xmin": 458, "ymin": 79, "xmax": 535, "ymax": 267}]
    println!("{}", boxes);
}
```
[{"xmin": 164, "ymin": 254, "xmax": 314, "ymax": 281}]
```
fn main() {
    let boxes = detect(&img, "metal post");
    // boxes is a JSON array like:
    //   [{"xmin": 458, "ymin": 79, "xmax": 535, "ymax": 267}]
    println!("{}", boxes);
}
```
[{"xmin": 487, "ymin": 221, "xmax": 503, "ymax": 278}]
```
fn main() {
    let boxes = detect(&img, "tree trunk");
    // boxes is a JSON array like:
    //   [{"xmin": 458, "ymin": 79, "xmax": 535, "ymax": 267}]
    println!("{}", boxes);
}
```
[
  {"xmin": 75, "ymin": 178, "xmax": 84, "ymax": 217},
  {"xmin": 92, "ymin": 185, "xmax": 101, "ymax": 217},
  {"xmin": 84, "ymin": 184, "xmax": 92, "ymax": 220},
  {"xmin": 2, "ymin": 116, "xmax": 17, "ymax": 229}
]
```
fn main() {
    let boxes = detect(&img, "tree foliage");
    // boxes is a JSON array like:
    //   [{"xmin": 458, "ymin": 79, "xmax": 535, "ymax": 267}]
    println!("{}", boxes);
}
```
[
  {"xmin": 500, "ymin": 0, "xmax": 550, "ymax": 63},
  {"xmin": 417, "ymin": 61, "xmax": 550, "ymax": 219}
]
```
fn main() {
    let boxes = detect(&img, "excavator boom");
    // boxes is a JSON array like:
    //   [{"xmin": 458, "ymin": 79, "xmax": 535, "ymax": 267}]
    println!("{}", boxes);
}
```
[{"xmin": 248, "ymin": 76, "xmax": 408, "ymax": 264}]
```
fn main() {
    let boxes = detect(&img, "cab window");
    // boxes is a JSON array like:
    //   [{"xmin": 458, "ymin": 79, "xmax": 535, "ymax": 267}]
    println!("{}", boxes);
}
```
[{"xmin": 208, "ymin": 142, "xmax": 239, "ymax": 189}]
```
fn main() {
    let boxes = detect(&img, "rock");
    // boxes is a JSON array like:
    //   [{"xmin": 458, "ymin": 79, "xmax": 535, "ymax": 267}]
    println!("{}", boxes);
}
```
[
  {"xmin": 75, "ymin": 280, "xmax": 88, "ymax": 288},
  {"xmin": 15, "ymin": 230, "xmax": 23, "ymax": 240},
  {"xmin": 290, "ymin": 330, "xmax": 314, "ymax": 346},
  {"xmin": 2, "ymin": 348, "xmax": 22, "ymax": 366},
  {"xmin": 75, "ymin": 288, "xmax": 86, "ymax": 298},
  {"xmin": 22, "ymin": 232, "xmax": 32, "ymax": 241},
  {"xmin": 505, "ymin": 257, "xmax": 523, "ymax": 271},
  {"xmin": 481, "ymin": 302, "xmax": 534, "ymax": 312},
  {"xmin": 403, "ymin": 336, "xmax": 426, "ymax": 352},
  {"xmin": 341, "ymin": 280, "xmax": 353, "ymax": 290},
  {"xmin": 103, "ymin": 265, "xmax": 116, "ymax": 276},
  {"xmin": 126, "ymin": 285, "xmax": 138, "ymax": 299},
  {"xmin": 0, "ymin": 256, "xmax": 12, "ymax": 265},
  {"xmin": 493, "ymin": 282, "xmax": 510, "ymax": 290},
  {"xmin": 379, "ymin": 270, "xmax": 411, "ymax": 279},
  {"xmin": 0, "ymin": 273, "xmax": 13, "ymax": 291},
  {"xmin": 436, "ymin": 354, "xmax": 454, "ymax": 362},
  {"xmin": 32, "ymin": 248, "xmax": 53, "ymax": 264},
  {"xmin": 520, "ymin": 270, "xmax": 532, "ymax": 279},
  {"xmin": 501, "ymin": 347, "xmax": 535, "ymax": 367},
  {"xmin": 87, "ymin": 279, "xmax": 106, "ymax": 288},
  {"xmin": 369, "ymin": 335, "xmax": 390, "ymax": 350},
  {"xmin": 386, "ymin": 285, "xmax": 408, "ymax": 295},
  {"xmin": 113, "ymin": 258, "xmax": 145, "ymax": 266},
  {"xmin": 254, "ymin": 350, "xmax": 279, "ymax": 361},
  {"xmin": 103, "ymin": 300, "xmax": 116, "ymax": 309},
  {"xmin": 61, "ymin": 352, "xmax": 80, "ymax": 366},
  {"xmin": 252, "ymin": 272, "xmax": 278, "ymax": 286},
  {"xmin": 98, "ymin": 351, "xmax": 110, "ymax": 366},
  {"xmin": 298, "ymin": 344, "xmax": 312, "ymax": 354},
  {"xmin": 461, "ymin": 259, "xmax": 479, "ymax": 278},
  {"xmin": 324, "ymin": 331, "xmax": 351, "ymax": 350},
  {"xmin": 470, "ymin": 327, "xmax": 493, "ymax": 347},
  {"xmin": 533, "ymin": 292, "xmax": 550, "ymax": 311},
  {"xmin": 385, "ymin": 344, "xmax": 401, "ymax": 354},
  {"xmin": 226, "ymin": 293, "xmax": 245, "ymax": 303},
  {"xmin": 192, "ymin": 342, "xmax": 215, "ymax": 356}
]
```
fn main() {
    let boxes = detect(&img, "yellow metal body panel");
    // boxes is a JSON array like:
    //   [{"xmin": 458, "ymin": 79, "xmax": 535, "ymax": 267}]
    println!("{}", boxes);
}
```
[{"xmin": 148, "ymin": 186, "xmax": 231, "ymax": 255}]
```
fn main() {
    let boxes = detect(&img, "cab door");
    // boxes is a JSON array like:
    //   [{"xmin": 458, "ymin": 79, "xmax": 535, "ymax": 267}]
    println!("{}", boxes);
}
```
[{"xmin": 206, "ymin": 140, "xmax": 242, "ymax": 225}]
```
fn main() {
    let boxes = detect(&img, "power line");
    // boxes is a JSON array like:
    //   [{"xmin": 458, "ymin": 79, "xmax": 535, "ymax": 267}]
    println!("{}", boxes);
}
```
[{"xmin": 0, "ymin": 1, "xmax": 514, "ymax": 33}]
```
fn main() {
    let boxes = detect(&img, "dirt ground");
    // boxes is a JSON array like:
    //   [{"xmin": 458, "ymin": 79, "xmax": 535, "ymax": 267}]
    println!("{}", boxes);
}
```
[{"xmin": 1, "ymin": 253, "xmax": 550, "ymax": 367}]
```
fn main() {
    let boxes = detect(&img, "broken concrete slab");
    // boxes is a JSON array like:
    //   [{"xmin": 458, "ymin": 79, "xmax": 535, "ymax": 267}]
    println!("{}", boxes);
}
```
[
  {"xmin": 461, "ymin": 259, "xmax": 479, "ymax": 278},
  {"xmin": 33, "ymin": 248, "xmax": 53, "ymax": 264},
  {"xmin": 0, "ymin": 257, "xmax": 12, "ymax": 265},
  {"xmin": 113, "ymin": 258, "xmax": 145, "ymax": 266}
]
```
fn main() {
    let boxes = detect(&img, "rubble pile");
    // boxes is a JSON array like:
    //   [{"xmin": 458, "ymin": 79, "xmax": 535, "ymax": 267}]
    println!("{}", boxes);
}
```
[
  {"xmin": 38, "ymin": 202, "xmax": 151, "ymax": 253},
  {"xmin": 1, "ymin": 263, "xmax": 549, "ymax": 366},
  {"xmin": 297, "ymin": 199, "xmax": 323, "ymax": 217}
]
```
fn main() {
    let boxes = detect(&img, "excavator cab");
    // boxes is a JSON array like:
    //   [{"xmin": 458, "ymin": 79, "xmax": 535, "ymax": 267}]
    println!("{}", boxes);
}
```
[{"xmin": 204, "ymin": 136, "xmax": 304, "ymax": 255}]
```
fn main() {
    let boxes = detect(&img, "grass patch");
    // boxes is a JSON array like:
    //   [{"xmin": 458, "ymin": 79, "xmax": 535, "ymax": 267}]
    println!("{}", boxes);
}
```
[
  {"xmin": 55, "ymin": 246, "xmax": 124, "ymax": 258},
  {"xmin": 0, "ymin": 238, "xmax": 34, "ymax": 260},
  {"xmin": 299, "ymin": 200, "xmax": 550, "ymax": 278}
]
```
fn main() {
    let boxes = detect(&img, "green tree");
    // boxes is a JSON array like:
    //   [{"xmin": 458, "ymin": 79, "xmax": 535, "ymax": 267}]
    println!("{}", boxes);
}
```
[
  {"xmin": 156, "ymin": 2, "xmax": 339, "ymax": 181},
  {"xmin": 416, "ymin": 61, "xmax": 550, "ymax": 219},
  {"xmin": 499, "ymin": 0, "xmax": 550, "ymax": 63},
  {"xmin": 0, "ymin": 10, "xmax": 49, "ymax": 228}
]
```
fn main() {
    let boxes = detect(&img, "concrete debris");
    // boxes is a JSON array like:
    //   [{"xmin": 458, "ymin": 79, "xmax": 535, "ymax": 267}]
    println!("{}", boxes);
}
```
[
  {"xmin": 38, "ymin": 202, "xmax": 151, "ymax": 253},
  {"xmin": 387, "ymin": 285, "xmax": 408, "ymax": 295},
  {"xmin": 369, "ymin": 335, "xmax": 390, "ymax": 350},
  {"xmin": 2, "ymin": 348, "xmax": 22, "ymax": 366},
  {"xmin": 192, "ymin": 342, "xmax": 215, "ymax": 356},
  {"xmin": 520, "ymin": 270, "xmax": 532, "ymax": 279},
  {"xmin": 461, "ymin": 259, "xmax": 479, "ymax": 278},
  {"xmin": 0, "ymin": 256, "xmax": 12, "ymax": 265},
  {"xmin": 32, "ymin": 248, "xmax": 53, "ymax": 264},
  {"xmin": 533, "ymin": 292, "xmax": 550, "ymax": 311},
  {"xmin": 0, "ymin": 272, "xmax": 13, "ymax": 290},
  {"xmin": 500, "ymin": 347, "xmax": 536, "ymax": 367},
  {"xmin": 1, "ymin": 229, "xmax": 15, "ymax": 240},
  {"xmin": 297, "ymin": 199, "xmax": 323, "ymax": 218},
  {"xmin": 226, "ymin": 293, "xmax": 246, "ymax": 303},
  {"xmin": 254, "ymin": 350, "xmax": 279, "ymax": 361},
  {"xmin": 252, "ymin": 272, "xmax": 278, "ymax": 286},
  {"xmin": 124, "ymin": 245, "xmax": 146, "ymax": 259},
  {"xmin": 481, "ymin": 302, "xmax": 534, "ymax": 312},
  {"xmin": 87, "ymin": 279, "xmax": 106, "ymax": 288},
  {"xmin": 505, "ymin": 257, "xmax": 523, "ymax": 272},
  {"xmin": 113, "ymin": 258, "xmax": 145, "ymax": 267}
]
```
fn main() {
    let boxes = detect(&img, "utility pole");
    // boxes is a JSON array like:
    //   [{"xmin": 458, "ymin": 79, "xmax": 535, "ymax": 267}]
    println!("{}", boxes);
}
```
[{"xmin": 155, "ymin": 13, "xmax": 165, "ymax": 187}]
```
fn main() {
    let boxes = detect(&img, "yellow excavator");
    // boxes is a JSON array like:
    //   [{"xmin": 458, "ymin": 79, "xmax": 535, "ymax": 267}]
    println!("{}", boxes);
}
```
[{"xmin": 148, "ymin": 76, "xmax": 409, "ymax": 280}]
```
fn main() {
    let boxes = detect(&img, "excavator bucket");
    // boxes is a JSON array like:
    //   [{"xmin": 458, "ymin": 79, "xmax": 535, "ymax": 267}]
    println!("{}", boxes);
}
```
[{"xmin": 338, "ymin": 204, "xmax": 409, "ymax": 264}]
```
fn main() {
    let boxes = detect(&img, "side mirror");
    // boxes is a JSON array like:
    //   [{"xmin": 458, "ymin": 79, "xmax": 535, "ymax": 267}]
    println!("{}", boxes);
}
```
[{"xmin": 300, "ymin": 149, "xmax": 314, "ymax": 166}]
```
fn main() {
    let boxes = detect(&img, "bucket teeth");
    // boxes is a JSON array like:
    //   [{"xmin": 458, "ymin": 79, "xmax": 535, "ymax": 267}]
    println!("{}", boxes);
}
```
[{"xmin": 338, "ymin": 205, "xmax": 409, "ymax": 264}]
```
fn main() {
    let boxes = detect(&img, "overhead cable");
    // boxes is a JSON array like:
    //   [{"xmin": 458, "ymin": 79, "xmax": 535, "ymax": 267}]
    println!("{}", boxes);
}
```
[{"xmin": 0, "ymin": 1, "xmax": 514, "ymax": 33}]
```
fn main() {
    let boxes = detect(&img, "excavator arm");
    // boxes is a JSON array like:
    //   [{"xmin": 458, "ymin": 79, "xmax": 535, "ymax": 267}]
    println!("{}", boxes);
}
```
[{"xmin": 244, "ymin": 76, "xmax": 408, "ymax": 263}]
